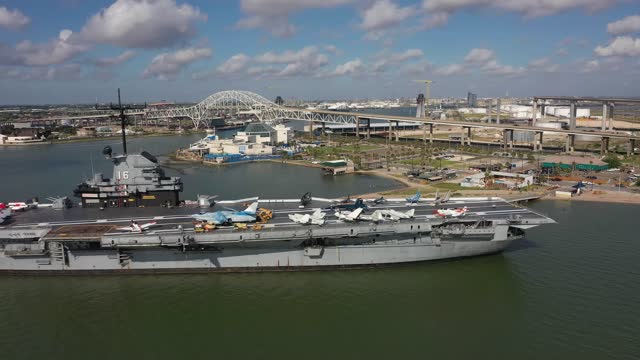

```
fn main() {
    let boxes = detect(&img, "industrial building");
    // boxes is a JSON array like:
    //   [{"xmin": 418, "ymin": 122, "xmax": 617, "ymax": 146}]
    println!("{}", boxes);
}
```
[
  {"xmin": 541, "ymin": 155, "xmax": 609, "ymax": 172},
  {"xmin": 467, "ymin": 92, "xmax": 478, "ymax": 107}
]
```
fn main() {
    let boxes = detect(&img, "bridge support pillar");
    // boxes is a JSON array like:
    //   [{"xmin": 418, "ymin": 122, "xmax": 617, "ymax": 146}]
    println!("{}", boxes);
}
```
[
  {"xmin": 388, "ymin": 120, "xmax": 392, "ymax": 143},
  {"xmin": 496, "ymin": 98, "xmax": 501, "ymax": 124},
  {"xmin": 608, "ymin": 103, "xmax": 615, "ymax": 131},
  {"xmin": 429, "ymin": 123, "xmax": 433, "ymax": 144},
  {"xmin": 534, "ymin": 132, "xmax": 544, "ymax": 152},
  {"xmin": 601, "ymin": 103, "xmax": 608, "ymax": 131},
  {"xmin": 569, "ymin": 101, "xmax": 577, "ymax": 131},
  {"xmin": 355, "ymin": 117, "xmax": 360, "ymax": 138},
  {"xmin": 502, "ymin": 129, "xmax": 509, "ymax": 150},
  {"xmin": 486, "ymin": 99, "xmax": 492, "ymax": 123},
  {"xmin": 565, "ymin": 134, "xmax": 575, "ymax": 153},
  {"xmin": 463, "ymin": 127, "xmax": 471, "ymax": 146},
  {"xmin": 460, "ymin": 128, "xmax": 465, "ymax": 146},
  {"xmin": 395, "ymin": 121, "xmax": 400, "ymax": 142},
  {"xmin": 322, "ymin": 122, "xmax": 326, "ymax": 137},
  {"xmin": 629, "ymin": 139, "xmax": 636, "ymax": 156},
  {"xmin": 532, "ymin": 99, "xmax": 537, "ymax": 126},
  {"xmin": 601, "ymin": 137, "xmax": 609, "ymax": 155},
  {"xmin": 366, "ymin": 119, "xmax": 371, "ymax": 139},
  {"xmin": 541, "ymin": 103, "xmax": 546, "ymax": 120}
]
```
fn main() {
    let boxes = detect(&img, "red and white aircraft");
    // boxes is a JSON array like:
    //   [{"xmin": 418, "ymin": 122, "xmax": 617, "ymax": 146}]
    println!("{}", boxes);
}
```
[
  {"xmin": 116, "ymin": 220, "xmax": 158, "ymax": 233},
  {"xmin": 7, "ymin": 202, "xmax": 32, "ymax": 211},
  {"xmin": 434, "ymin": 207, "xmax": 468, "ymax": 218}
]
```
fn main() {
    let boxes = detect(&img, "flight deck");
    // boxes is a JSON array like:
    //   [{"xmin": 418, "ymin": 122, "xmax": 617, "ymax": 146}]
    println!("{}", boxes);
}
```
[{"xmin": 2, "ymin": 197, "xmax": 552, "ymax": 239}]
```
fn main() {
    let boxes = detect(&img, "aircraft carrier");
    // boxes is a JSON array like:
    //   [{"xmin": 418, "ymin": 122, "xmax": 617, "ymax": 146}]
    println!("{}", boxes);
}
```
[{"xmin": 0, "ymin": 190, "xmax": 555, "ymax": 274}]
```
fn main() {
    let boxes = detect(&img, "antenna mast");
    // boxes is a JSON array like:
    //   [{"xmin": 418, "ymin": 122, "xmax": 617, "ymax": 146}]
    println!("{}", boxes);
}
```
[{"xmin": 95, "ymin": 88, "xmax": 146, "ymax": 155}]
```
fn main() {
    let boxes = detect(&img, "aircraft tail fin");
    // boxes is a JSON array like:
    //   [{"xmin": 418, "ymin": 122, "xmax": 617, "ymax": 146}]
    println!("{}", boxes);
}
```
[
  {"xmin": 244, "ymin": 202, "xmax": 258, "ymax": 214},
  {"xmin": 405, "ymin": 209, "xmax": 415, "ymax": 218},
  {"xmin": 348, "ymin": 207, "xmax": 363, "ymax": 220}
]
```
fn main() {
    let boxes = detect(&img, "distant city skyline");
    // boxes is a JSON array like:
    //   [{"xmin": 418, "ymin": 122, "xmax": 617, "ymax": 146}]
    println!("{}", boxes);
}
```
[{"xmin": 1, "ymin": 0, "xmax": 639, "ymax": 105}]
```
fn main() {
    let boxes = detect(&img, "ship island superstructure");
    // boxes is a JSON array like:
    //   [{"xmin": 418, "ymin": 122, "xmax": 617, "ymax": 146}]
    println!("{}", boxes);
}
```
[{"xmin": 73, "ymin": 146, "xmax": 183, "ymax": 208}]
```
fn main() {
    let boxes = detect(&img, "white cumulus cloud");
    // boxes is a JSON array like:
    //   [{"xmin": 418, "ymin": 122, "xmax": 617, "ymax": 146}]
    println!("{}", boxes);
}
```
[
  {"xmin": 80, "ymin": 0, "xmax": 206, "ymax": 48},
  {"xmin": 94, "ymin": 50, "xmax": 136, "ymax": 67},
  {"xmin": 464, "ymin": 48, "xmax": 495, "ymax": 63},
  {"xmin": 434, "ymin": 63, "xmax": 465, "ymax": 76},
  {"xmin": 326, "ymin": 59, "xmax": 363, "ymax": 76},
  {"xmin": 360, "ymin": 0, "xmax": 415, "ymax": 32},
  {"xmin": 595, "ymin": 36, "xmax": 640, "ymax": 57},
  {"xmin": 216, "ymin": 53, "xmax": 251, "ymax": 74},
  {"xmin": 237, "ymin": 0, "xmax": 354, "ymax": 37},
  {"xmin": 0, "ymin": 6, "xmax": 30, "ymax": 30},
  {"xmin": 422, "ymin": 0, "xmax": 615, "ymax": 28},
  {"xmin": 372, "ymin": 48, "xmax": 424, "ymax": 72},
  {"xmin": 607, "ymin": 15, "xmax": 640, "ymax": 35},
  {"xmin": 142, "ymin": 47, "xmax": 212, "ymax": 80},
  {"xmin": 9, "ymin": 30, "xmax": 89, "ymax": 66}
]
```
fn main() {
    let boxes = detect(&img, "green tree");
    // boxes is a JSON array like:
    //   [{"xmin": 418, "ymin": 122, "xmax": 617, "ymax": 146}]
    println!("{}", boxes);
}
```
[{"xmin": 603, "ymin": 153, "xmax": 622, "ymax": 168}]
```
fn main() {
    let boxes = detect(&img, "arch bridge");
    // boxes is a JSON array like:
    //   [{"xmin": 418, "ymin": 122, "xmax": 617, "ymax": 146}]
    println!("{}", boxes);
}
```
[
  {"xmin": 144, "ymin": 90, "xmax": 364, "ymax": 129},
  {"xmin": 145, "ymin": 90, "xmax": 639, "ymax": 155}
]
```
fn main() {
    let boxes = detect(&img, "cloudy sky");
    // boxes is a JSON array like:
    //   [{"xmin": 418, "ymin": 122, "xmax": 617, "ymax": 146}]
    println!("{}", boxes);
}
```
[{"xmin": 1, "ymin": 0, "xmax": 639, "ymax": 104}]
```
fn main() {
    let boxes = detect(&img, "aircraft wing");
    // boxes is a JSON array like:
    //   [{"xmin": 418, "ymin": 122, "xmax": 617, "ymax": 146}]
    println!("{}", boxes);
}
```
[
  {"xmin": 116, "ymin": 226, "xmax": 134, "ymax": 231},
  {"xmin": 139, "ymin": 221, "xmax": 157, "ymax": 230}
]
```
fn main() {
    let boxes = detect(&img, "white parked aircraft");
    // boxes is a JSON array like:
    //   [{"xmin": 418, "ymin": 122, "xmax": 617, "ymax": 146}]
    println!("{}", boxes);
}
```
[
  {"xmin": 336, "ymin": 208, "xmax": 415, "ymax": 222},
  {"xmin": 335, "ymin": 207, "xmax": 364, "ymax": 222},
  {"xmin": 116, "ymin": 220, "xmax": 158, "ymax": 233},
  {"xmin": 431, "ymin": 190, "xmax": 451, "ymax": 206},
  {"xmin": 377, "ymin": 208, "xmax": 415, "ymax": 221},
  {"xmin": 289, "ymin": 209, "xmax": 326, "ymax": 225},
  {"xmin": 433, "ymin": 207, "xmax": 468, "ymax": 218}
]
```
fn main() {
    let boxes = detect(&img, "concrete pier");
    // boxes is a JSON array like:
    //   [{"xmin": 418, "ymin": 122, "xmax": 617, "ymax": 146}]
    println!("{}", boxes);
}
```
[
  {"xmin": 565, "ymin": 134, "xmax": 575, "ymax": 153},
  {"xmin": 496, "ymin": 98, "xmax": 501, "ymax": 125},
  {"xmin": 608, "ymin": 104, "xmax": 614, "ymax": 131},
  {"xmin": 534, "ymin": 131, "xmax": 544, "ymax": 152},
  {"xmin": 569, "ymin": 101, "xmax": 577, "ymax": 131},
  {"xmin": 532, "ymin": 100, "xmax": 537, "ymax": 126},
  {"xmin": 601, "ymin": 137, "xmax": 610, "ymax": 154},
  {"xmin": 395, "ymin": 121, "xmax": 400, "ymax": 142}
]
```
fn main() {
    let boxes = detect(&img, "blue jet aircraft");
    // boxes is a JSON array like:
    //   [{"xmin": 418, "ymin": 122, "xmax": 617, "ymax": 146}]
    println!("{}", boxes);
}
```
[
  {"xmin": 192, "ymin": 202, "xmax": 259, "ymax": 225},
  {"xmin": 406, "ymin": 191, "xmax": 421, "ymax": 204}
]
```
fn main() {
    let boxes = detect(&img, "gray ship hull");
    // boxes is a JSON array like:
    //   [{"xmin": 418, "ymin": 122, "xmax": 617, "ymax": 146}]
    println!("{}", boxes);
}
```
[{"xmin": 0, "ymin": 239, "xmax": 514, "ymax": 274}]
